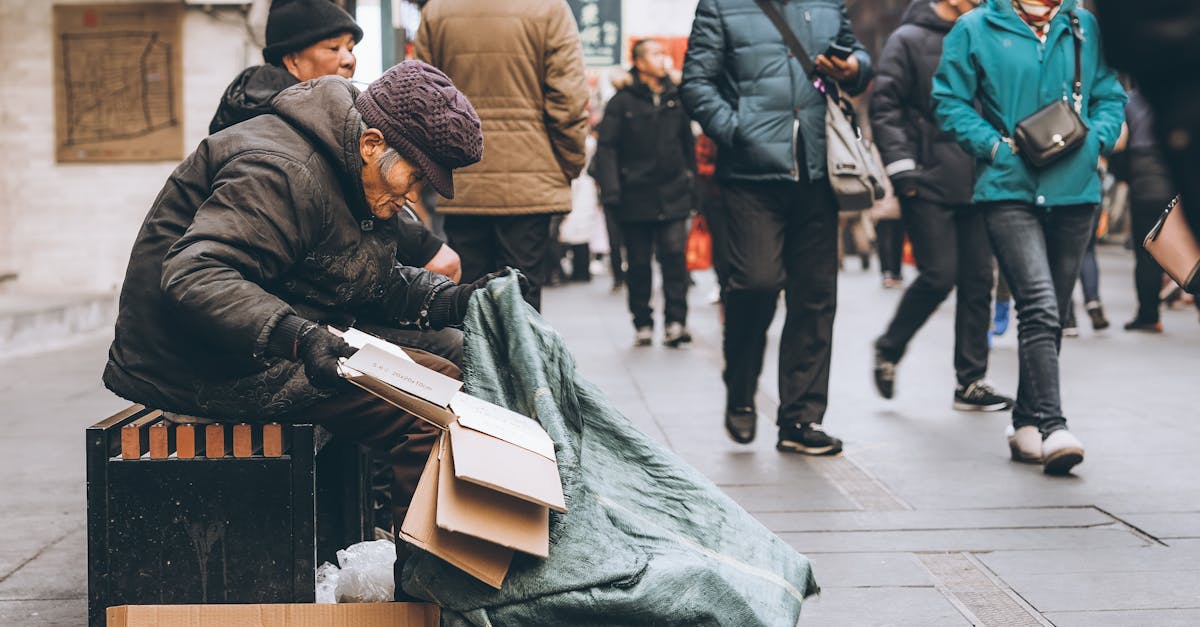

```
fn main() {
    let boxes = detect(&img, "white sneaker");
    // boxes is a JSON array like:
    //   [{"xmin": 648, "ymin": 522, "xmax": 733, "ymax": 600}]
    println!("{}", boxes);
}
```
[
  {"xmin": 1006, "ymin": 425, "xmax": 1042, "ymax": 463},
  {"xmin": 1042, "ymin": 429, "xmax": 1084, "ymax": 475}
]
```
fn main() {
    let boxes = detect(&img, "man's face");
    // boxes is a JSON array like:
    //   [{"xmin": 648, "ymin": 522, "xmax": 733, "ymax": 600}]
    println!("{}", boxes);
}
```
[
  {"xmin": 359, "ymin": 130, "xmax": 424, "ymax": 220},
  {"xmin": 284, "ymin": 32, "xmax": 357, "ymax": 81},
  {"xmin": 950, "ymin": 0, "xmax": 981, "ymax": 18},
  {"xmin": 634, "ymin": 40, "xmax": 669, "ymax": 80}
]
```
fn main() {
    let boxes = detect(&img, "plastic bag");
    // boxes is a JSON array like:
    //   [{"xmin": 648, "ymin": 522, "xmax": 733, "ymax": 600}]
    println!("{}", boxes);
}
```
[
  {"xmin": 315, "ymin": 562, "xmax": 340, "ymax": 604},
  {"xmin": 686, "ymin": 215, "xmax": 713, "ymax": 271},
  {"xmin": 335, "ymin": 539, "xmax": 396, "ymax": 603}
]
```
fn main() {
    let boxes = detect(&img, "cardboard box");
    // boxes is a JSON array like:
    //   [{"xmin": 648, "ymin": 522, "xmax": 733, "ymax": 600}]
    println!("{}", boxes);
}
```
[
  {"xmin": 107, "ymin": 602, "xmax": 438, "ymax": 627},
  {"xmin": 336, "ymin": 330, "xmax": 565, "ymax": 589}
]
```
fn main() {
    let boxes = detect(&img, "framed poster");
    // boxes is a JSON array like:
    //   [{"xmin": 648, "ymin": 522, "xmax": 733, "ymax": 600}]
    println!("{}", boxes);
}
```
[
  {"xmin": 53, "ymin": 3, "xmax": 184, "ymax": 162},
  {"xmin": 568, "ymin": 0, "xmax": 621, "ymax": 67}
]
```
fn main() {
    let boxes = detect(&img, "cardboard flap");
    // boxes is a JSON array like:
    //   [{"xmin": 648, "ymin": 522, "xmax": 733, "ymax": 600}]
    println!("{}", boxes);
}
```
[
  {"xmin": 399, "ymin": 433, "xmax": 513, "ymax": 588},
  {"xmin": 339, "ymin": 328, "xmax": 417, "ymax": 362},
  {"xmin": 450, "ymin": 392, "xmax": 557, "ymax": 461},
  {"xmin": 448, "ymin": 422, "xmax": 567, "ymax": 513},
  {"xmin": 342, "ymin": 344, "xmax": 462, "ymax": 407},
  {"xmin": 436, "ymin": 435, "xmax": 550, "ymax": 557},
  {"xmin": 339, "ymin": 367, "xmax": 458, "ymax": 429}
]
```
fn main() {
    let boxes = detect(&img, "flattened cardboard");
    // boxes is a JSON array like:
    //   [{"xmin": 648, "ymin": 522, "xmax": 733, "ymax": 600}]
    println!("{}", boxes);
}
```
[
  {"xmin": 107, "ymin": 602, "xmax": 438, "ymax": 626},
  {"xmin": 343, "ymin": 344, "xmax": 462, "ymax": 407},
  {"xmin": 339, "ymin": 365, "xmax": 458, "ymax": 428},
  {"xmin": 400, "ymin": 434, "xmax": 513, "ymax": 588},
  {"xmin": 436, "ymin": 431, "xmax": 550, "ymax": 557},
  {"xmin": 450, "ymin": 392, "xmax": 557, "ymax": 461},
  {"xmin": 449, "ymin": 422, "xmax": 567, "ymax": 513},
  {"xmin": 339, "ymin": 327, "xmax": 417, "ymax": 362}
]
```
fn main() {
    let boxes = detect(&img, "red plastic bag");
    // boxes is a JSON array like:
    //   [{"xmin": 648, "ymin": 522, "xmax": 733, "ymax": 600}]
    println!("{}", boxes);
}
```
[{"xmin": 686, "ymin": 215, "xmax": 713, "ymax": 271}]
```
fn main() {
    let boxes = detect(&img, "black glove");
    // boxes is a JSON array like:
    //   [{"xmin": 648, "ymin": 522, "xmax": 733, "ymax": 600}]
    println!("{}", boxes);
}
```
[
  {"xmin": 427, "ymin": 268, "xmax": 530, "ymax": 328},
  {"xmin": 266, "ymin": 315, "xmax": 357, "ymax": 389},
  {"xmin": 890, "ymin": 171, "xmax": 920, "ymax": 199}
]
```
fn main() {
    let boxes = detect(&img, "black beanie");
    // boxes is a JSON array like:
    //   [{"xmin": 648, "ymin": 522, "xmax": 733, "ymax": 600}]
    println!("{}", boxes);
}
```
[{"xmin": 262, "ymin": 0, "xmax": 364, "ymax": 65}]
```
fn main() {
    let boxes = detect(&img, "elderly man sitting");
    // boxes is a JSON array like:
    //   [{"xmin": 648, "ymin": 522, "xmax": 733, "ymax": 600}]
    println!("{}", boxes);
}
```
[{"xmin": 103, "ymin": 61, "xmax": 501, "ymax": 580}]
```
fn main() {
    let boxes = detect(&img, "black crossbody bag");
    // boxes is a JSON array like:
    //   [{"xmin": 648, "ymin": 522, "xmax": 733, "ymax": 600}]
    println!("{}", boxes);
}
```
[{"xmin": 1011, "ymin": 12, "xmax": 1089, "ymax": 168}]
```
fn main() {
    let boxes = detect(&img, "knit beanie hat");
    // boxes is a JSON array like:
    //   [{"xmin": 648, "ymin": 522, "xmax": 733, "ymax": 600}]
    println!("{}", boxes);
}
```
[
  {"xmin": 262, "ymin": 0, "xmax": 363, "ymax": 65},
  {"xmin": 355, "ymin": 61, "xmax": 483, "ymax": 199}
]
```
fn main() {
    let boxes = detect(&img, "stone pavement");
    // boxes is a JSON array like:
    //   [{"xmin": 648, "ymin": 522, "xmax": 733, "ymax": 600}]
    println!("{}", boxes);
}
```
[{"xmin": 2, "ymin": 246, "xmax": 1198, "ymax": 625}]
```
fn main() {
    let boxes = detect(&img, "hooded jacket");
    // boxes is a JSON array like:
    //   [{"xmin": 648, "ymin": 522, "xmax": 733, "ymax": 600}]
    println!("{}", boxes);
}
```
[
  {"xmin": 104, "ymin": 77, "xmax": 452, "ymax": 421},
  {"xmin": 592, "ymin": 72, "xmax": 697, "ymax": 223},
  {"xmin": 932, "ymin": 0, "xmax": 1127, "ymax": 207},
  {"xmin": 871, "ymin": 0, "xmax": 973, "ymax": 205},
  {"xmin": 208, "ymin": 64, "xmax": 448, "ymax": 268},
  {"xmin": 680, "ymin": 0, "xmax": 872, "ymax": 182},
  {"xmin": 415, "ymin": 0, "xmax": 588, "ymax": 215}
]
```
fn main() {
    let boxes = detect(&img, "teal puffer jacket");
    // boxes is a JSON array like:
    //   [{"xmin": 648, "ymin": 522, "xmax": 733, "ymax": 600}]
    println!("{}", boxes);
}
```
[
  {"xmin": 681, "ymin": 0, "xmax": 871, "ymax": 182},
  {"xmin": 932, "ymin": 0, "xmax": 1126, "ymax": 207}
]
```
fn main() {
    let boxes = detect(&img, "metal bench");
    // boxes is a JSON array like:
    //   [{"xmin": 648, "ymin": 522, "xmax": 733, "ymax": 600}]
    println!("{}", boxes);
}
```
[{"xmin": 86, "ymin": 405, "xmax": 372, "ymax": 627}]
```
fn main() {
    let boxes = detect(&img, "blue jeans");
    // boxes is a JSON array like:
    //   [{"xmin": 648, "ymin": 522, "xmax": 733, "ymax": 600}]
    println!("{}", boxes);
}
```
[{"xmin": 983, "ymin": 203, "xmax": 1094, "ymax": 434}]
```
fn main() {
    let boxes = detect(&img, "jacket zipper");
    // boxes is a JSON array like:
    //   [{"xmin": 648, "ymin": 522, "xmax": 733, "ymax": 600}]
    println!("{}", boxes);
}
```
[{"xmin": 791, "ymin": 118, "xmax": 800, "ymax": 180}]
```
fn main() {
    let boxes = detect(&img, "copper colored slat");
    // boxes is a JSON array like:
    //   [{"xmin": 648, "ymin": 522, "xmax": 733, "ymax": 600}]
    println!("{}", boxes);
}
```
[
  {"xmin": 205, "ymin": 424, "xmax": 226, "ymax": 458},
  {"xmin": 176, "ymin": 424, "xmax": 197, "ymax": 459},
  {"xmin": 263, "ymin": 423, "xmax": 283, "ymax": 457},
  {"xmin": 119, "ymin": 411, "xmax": 164, "ymax": 460},
  {"xmin": 149, "ymin": 422, "xmax": 170, "ymax": 459},
  {"xmin": 233, "ymin": 424, "xmax": 253, "ymax": 458}
]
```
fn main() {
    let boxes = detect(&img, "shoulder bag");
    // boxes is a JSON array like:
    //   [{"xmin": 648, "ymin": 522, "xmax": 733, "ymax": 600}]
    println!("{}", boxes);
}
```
[
  {"xmin": 753, "ymin": 0, "xmax": 886, "ymax": 212},
  {"xmin": 1011, "ymin": 12, "xmax": 1090, "ymax": 168},
  {"xmin": 1144, "ymin": 195, "xmax": 1200, "ymax": 294}
]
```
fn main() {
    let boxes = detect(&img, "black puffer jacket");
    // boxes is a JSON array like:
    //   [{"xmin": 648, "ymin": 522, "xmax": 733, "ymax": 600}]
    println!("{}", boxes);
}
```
[
  {"xmin": 592, "ymin": 73, "xmax": 696, "ymax": 223},
  {"xmin": 104, "ymin": 77, "xmax": 453, "ymax": 420},
  {"xmin": 870, "ymin": 0, "xmax": 973, "ymax": 205}
]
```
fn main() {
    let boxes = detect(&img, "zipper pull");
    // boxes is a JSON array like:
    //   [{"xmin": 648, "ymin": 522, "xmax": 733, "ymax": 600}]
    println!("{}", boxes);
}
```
[{"xmin": 804, "ymin": 10, "xmax": 811, "ymax": 22}]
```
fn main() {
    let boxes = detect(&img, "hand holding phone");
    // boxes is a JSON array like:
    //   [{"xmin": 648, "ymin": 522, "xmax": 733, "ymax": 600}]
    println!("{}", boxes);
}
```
[{"xmin": 825, "ymin": 43, "xmax": 854, "ymax": 60}]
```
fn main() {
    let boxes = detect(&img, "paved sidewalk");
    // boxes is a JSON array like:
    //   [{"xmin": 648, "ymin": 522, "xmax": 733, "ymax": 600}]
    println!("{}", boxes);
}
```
[{"xmin": 1, "ymin": 246, "xmax": 1198, "ymax": 625}]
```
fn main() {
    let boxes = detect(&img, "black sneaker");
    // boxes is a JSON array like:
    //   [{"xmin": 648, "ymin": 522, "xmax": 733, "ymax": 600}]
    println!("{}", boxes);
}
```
[
  {"xmin": 634, "ymin": 326, "xmax": 653, "ymax": 347},
  {"xmin": 1123, "ymin": 318, "xmax": 1163, "ymax": 333},
  {"xmin": 663, "ymin": 322, "xmax": 693, "ymax": 348},
  {"xmin": 724, "ymin": 407, "xmax": 757, "ymax": 444},
  {"xmin": 873, "ymin": 345, "xmax": 896, "ymax": 399},
  {"xmin": 953, "ymin": 380, "xmax": 1014, "ymax": 412},
  {"xmin": 777, "ymin": 422, "xmax": 843, "ymax": 456},
  {"xmin": 1085, "ymin": 300, "xmax": 1110, "ymax": 331}
]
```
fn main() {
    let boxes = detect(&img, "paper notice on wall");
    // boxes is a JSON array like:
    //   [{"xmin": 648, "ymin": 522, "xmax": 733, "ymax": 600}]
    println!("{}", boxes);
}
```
[
  {"xmin": 342, "ymin": 344, "xmax": 462, "ymax": 407},
  {"xmin": 450, "ymin": 393, "xmax": 556, "ymax": 462}
]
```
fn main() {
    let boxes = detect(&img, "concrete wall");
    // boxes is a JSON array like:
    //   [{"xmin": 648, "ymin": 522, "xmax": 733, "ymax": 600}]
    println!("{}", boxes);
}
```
[{"xmin": 0, "ymin": 0, "xmax": 258, "ymax": 293}]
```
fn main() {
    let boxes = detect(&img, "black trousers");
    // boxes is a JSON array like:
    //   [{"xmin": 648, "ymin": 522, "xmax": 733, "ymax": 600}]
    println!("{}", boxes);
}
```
[
  {"xmin": 876, "ymin": 199, "xmax": 994, "ymax": 386},
  {"xmin": 622, "ymin": 219, "xmax": 689, "ymax": 329},
  {"xmin": 698, "ymin": 177, "xmax": 732, "ymax": 291},
  {"xmin": 604, "ymin": 207, "xmax": 625, "ymax": 283},
  {"xmin": 721, "ymin": 178, "xmax": 838, "ymax": 427},
  {"xmin": 444, "ymin": 214, "xmax": 553, "ymax": 311},
  {"xmin": 876, "ymin": 218, "xmax": 906, "ymax": 276},
  {"xmin": 1130, "ymin": 199, "xmax": 1171, "ymax": 322}
]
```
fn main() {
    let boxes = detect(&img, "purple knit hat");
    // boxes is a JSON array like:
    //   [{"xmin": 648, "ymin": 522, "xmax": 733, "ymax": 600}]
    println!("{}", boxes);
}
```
[{"xmin": 355, "ymin": 61, "xmax": 483, "ymax": 199}]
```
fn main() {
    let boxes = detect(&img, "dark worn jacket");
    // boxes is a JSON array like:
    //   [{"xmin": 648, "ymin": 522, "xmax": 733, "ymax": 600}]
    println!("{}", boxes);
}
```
[
  {"xmin": 1125, "ymin": 89, "xmax": 1175, "ymax": 206},
  {"xmin": 209, "ymin": 64, "xmax": 445, "ymax": 266},
  {"xmin": 592, "ymin": 73, "xmax": 697, "ymax": 223},
  {"xmin": 871, "ymin": 0, "xmax": 973, "ymax": 205},
  {"xmin": 681, "ymin": 0, "xmax": 872, "ymax": 182},
  {"xmin": 104, "ymin": 77, "xmax": 452, "ymax": 421}
]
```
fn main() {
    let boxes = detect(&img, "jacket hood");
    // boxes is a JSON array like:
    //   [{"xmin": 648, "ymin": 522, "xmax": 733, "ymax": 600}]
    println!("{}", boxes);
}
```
[
  {"xmin": 271, "ymin": 76, "xmax": 373, "ymax": 220},
  {"xmin": 209, "ymin": 64, "xmax": 299, "ymax": 135},
  {"xmin": 902, "ymin": 0, "xmax": 953, "ymax": 33}
]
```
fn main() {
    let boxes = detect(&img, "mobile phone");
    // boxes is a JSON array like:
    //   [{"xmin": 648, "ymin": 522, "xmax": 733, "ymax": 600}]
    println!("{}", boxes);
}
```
[{"xmin": 825, "ymin": 43, "xmax": 854, "ymax": 60}]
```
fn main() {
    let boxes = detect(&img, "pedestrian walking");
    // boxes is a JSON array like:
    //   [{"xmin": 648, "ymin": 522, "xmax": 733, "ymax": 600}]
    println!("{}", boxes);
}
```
[
  {"xmin": 1122, "ymin": 88, "xmax": 1180, "ymax": 332},
  {"xmin": 682, "ymin": 0, "xmax": 873, "ymax": 454},
  {"xmin": 870, "ymin": 0, "xmax": 1015, "ymax": 412},
  {"xmin": 593, "ymin": 39, "xmax": 697, "ymax": 348},
  {"xmin": 103, "ymin": 62, "xmax": 513, "ymax": 590},
  {"xmin": 415, "ymin": 0, "xmax": 589, "ymax": 311},
  {"xmin": 933, "ymin": 0, "xmax": 1127, "ymax": 474}
]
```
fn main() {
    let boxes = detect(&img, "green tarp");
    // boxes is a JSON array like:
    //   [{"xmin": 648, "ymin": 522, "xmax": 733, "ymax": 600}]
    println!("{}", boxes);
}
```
[{"xmin": 401, "ymin": 275, "xmax": 818, "ymax": 625}]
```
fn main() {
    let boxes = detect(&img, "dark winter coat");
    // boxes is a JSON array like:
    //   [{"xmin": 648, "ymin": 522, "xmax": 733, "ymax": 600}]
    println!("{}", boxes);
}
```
[
  {"xmin": 208, "ymin": 64, "xmax": 446, "ymax": 266},
  {"xmin": 1124, "ymin": 89, "xmax": 1175, "ymax": 205},
  {"xmin": 208, "ymin": 64, "xmax": 299, "ymax": 135},
  {"xmin": 592, "ymin": 73, "xmax": 697, "ymax": 223},
  {"xmin": 870, "ymin": 0, "xmax": 973, "ymax": 206},
  {"xmin": 104, "ymin": 77, "xmax": 453, "ymax": 421},
  {"xmin": 681, "ymin": 0, "xmax": 872, "ymax": 182}
]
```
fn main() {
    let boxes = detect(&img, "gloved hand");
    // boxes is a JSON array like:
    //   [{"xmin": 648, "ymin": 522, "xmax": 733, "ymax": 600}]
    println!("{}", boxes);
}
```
[
  {"xmin": 890, "ymin": 171, "xmax": 920, "ymax": 199},
  {"xmin": 266, "ymin": 315, "xmax": 357, "ymax": 389},
  {"xmin": 427, "ymin": 267, "xmax": 530, "ymax": 328}
]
